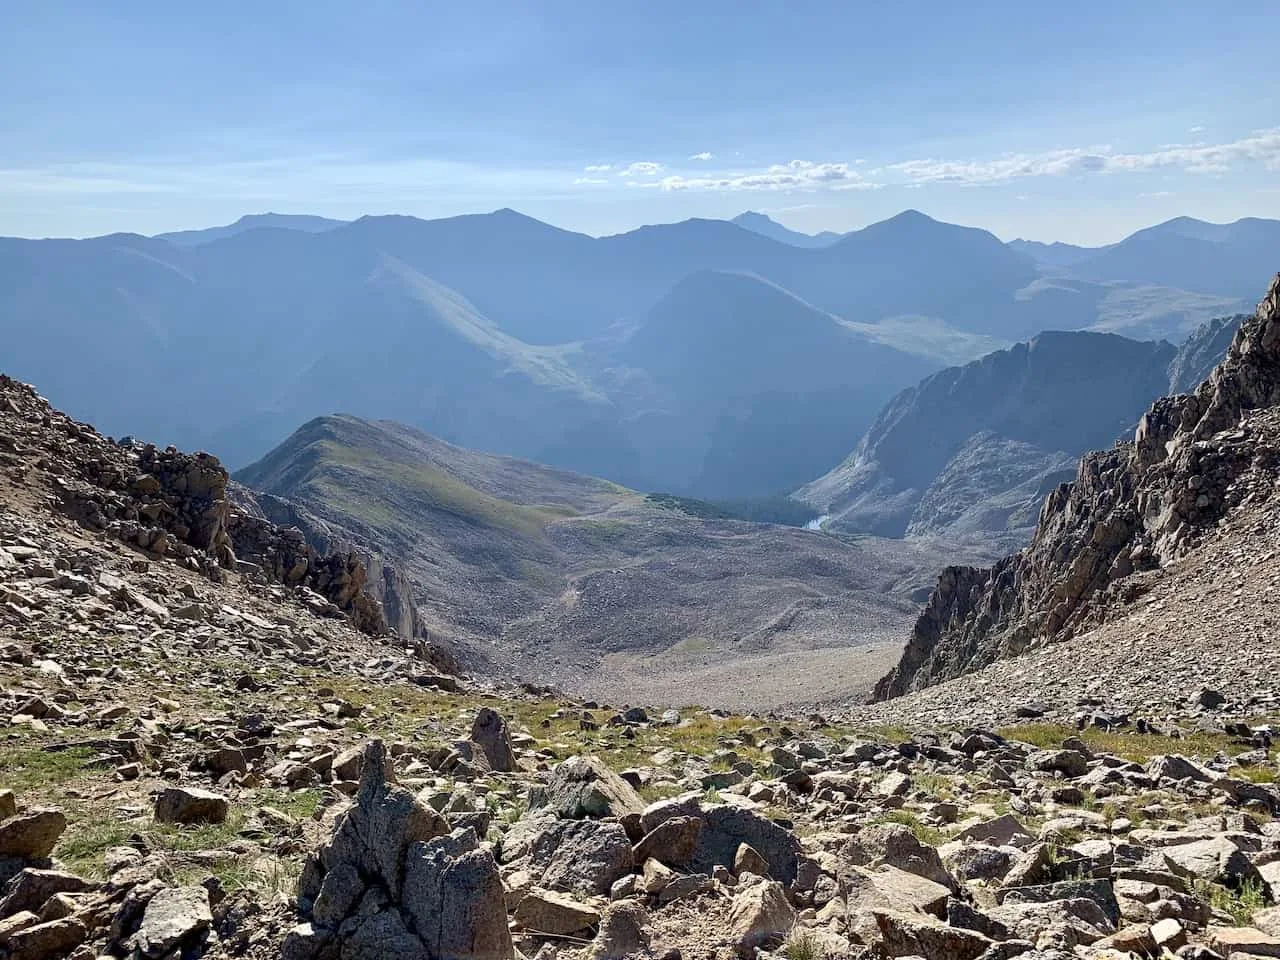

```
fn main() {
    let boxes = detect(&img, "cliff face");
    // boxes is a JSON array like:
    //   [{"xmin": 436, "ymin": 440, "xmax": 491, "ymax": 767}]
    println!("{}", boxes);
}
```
[
  {"xmin": 0, "ymin": 374, "xmax": 387, "ymax": 635},
  {"xmin": 875, "ymin": 273, "xmax": 1280, "ymax": 700},
  {"xmin": 230, "ymin": 487, "xmax": 425, "ymax": 644},
  {"xmin": 797, "ymin": 331, "xmax": 1182, "ymax": 540}
]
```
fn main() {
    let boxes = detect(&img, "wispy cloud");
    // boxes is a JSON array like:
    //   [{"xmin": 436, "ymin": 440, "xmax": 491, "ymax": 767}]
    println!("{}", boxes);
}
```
[
  {"xmin": 619, "ymin": 161, "xmax": 663, "ymax": 177},
  {"xmin": 882, "ymin": 128, "xmax": 1280, "ymax": 184},
  {"xmin": 688, "ymin": 152, "xmax": 714, "ymax": 161},
  {"xmin": 583, "ymin": 163, "xmax": 612, "ymax": 173},
  {"xmin": 653, "ymin": 160, "xmax": 878, "ymax": 192},
  {"xmin": 573, "ymin": 176, "xmax": 608, "ymax": 185}
]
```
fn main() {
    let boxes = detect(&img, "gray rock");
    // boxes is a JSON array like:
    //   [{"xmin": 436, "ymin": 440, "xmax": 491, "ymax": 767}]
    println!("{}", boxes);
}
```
[
  {"xmin": 527, "ymin": 819, "xmax": 634, "ymax": 896},
  {"xmin": 727, "ymin": 876, "xmax": 795, "ymax": 957},
  {"xmin": 470, "ymin": 708, "xmax": 517, "ymax": 773},
  {"xmin": 872, "ymin": 909, "xmax": 992, "ymax": 960},
  {"xmin": 514, "ymin": 888, "xmax": 601, "ymax": 936},
  {"xmin": 136, "ymin": 886, "xmax": 213, "ymax": 959},
  {"xmin": 0, "ymin": 809, "xmax": 66, "ymax": 860},
  {"xmin": 1162, "ymin": 835, "xmax": 1264, "ymax": 887},
  {"xmin": 588, "ymin": 901, "xmax": 651, "ymax": 960},
  {"xmin": 532, "ymin": 756, "xmax": 645, "ymax": 820},
  {"xmin": 0, "ymin": 868, "xmax": 93, "ymax": 917},
  {"xmin": 402, "ymin": 829, "xmax": 514, "ymax": 960},
  {"xmin": 154, "ymin": 787, "xmax": 228, "ymax": 825},
  {"xmin": 3, "ymin": 916, "xmax": 88, "ymax": 960},
  {"xmin": 633, "ymin": 815, "xmax": 701, "ymax": 869}
]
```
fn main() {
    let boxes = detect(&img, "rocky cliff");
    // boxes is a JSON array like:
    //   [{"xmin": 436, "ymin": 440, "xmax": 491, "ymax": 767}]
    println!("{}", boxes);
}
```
[
  {"xmin": 797, "ymin": 332, "xmax": 1181, "ymax": 539},
  {"xmin": 875, "ymin": 273, "xmax": 1280, "ymax": 699},
  {"xmin": 0, "ymin": 374, "xmax": 387, "ymax": 635}
]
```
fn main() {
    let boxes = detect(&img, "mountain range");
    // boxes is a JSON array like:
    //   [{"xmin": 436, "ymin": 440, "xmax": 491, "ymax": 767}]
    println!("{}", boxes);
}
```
[{"xmin": 0, "ymin": 207, "xmax": 1268, "ymax": 502}]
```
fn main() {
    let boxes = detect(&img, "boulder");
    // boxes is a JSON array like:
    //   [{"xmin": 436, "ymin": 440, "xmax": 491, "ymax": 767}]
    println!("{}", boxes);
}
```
[
  {"xmin": 1162, "ymin": 836, "xmax": 1264, "ymax": 887},
  {"xmin": 872, "ymin": 909, "xmax": 992, "ymax": 960},
  {"xmin": 0, "ymin": 868, "xmax": 93, "ymax": 916},
  {"xmin": 3, "ymin": 917, "xmax": 88, "ymax": 960},
  {"xmin": 727, "ymin": 876, "xmax": 795, "ymax": 957},
  {"xmin": 526, "ymin": 819, "xmax": 634, "ymax": 896},
  {"xmin": 0, "ymin": 809, "xmax": 66, "ymax": 860},
  {"xmin": 588, "ymin": 901, "xmax": 652, "ymax": 960},
  {"xmin": 136, "ymin": 885, "xmax": 213, "ymax": 958},
  {"xmin": 532, "ymin": 756, "xmax": 644, "ymax": 820},
  {"xmin": 402, "ymin": 830, "xmax": 515, "ymax": 960},
  {"xmin": 154, "ymin": 787, "xmax": 228, "ymax": 825},
  {"xmin": 294, "ymin": 741, "xmax": 513, "ymax": 960},
  {"xmin": 632, "ymin": 816, "xmax": 701, "ymax": 869},
  {"xmin": 470, "ymin": 708, "xmax": 517, "ymax": 773},
  {"xmin": 514, "ymin": 889, "xmax": 601, "ymax": 936},
  {"xmin": 1206, "ymin": 924, "xmax": 1280, "ymax": 957}
]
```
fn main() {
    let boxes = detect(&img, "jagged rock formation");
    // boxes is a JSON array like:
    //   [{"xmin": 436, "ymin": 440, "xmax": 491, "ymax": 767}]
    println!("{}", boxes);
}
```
[
  {"xmin": 875, "ymin": 274, "xmax": 1280, "ymax": 699},
  {"xmin": 0, "ymin": 375, "xmax": 386, "ymax": 634},
  {"xmin": 1167, "ymin": 313, "xmax": 1249, "ymax": 394},
  {"xmin": 288, "ymin": 740, "xmax": 514, "ymax": 960},
  {"xmin": 229, "ymin": 486, "xmax": 423, "ymax": 642}
]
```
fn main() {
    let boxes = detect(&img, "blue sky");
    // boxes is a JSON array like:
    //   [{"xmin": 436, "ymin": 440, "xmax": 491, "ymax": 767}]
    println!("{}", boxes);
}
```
[{"xmin": 3, "ymin": 1, "xmax": 1278, "ymax": 243}]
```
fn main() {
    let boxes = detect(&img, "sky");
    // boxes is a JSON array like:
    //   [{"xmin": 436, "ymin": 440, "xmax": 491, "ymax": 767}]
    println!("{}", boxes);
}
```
[{"xmin": 3, "ymin": 0, "xmax": 1279, "ymax": 244}]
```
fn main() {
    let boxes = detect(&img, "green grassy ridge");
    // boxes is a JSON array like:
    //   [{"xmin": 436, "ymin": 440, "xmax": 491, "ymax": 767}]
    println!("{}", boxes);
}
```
[{"xmin": 303, "ymin": 440, "xmax": 580, "ymax": 538}]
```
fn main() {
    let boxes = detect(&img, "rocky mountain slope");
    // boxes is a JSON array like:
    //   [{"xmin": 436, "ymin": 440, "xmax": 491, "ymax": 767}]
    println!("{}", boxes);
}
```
[
  {"xmin": 6, "ymin": 371, "xmax": 1280, "ymax": 960},
  {"xmin": 232, "ymin": 412, "xmax": 1003, "ymax": 709},
  {"xmin": 797, "ymin": 329, "xmax": 1217, "ymax": 542},
  {"xmin": 875, "ymin": 272, "xmax": 1280, "ymax": 701}
]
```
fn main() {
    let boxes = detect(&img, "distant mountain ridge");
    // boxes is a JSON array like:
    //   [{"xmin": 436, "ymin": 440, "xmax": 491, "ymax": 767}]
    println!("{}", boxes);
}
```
[
  {"xmin": 154, "ymin": 212, "xmax": 348, "ymax": 246},
  {"xmin": 0, "ymin": 207, "xmax": 1263, "ymax": 498},
  {"xmin": 731, "ymin": 211, "xmax": 845, "ymax": 248}
]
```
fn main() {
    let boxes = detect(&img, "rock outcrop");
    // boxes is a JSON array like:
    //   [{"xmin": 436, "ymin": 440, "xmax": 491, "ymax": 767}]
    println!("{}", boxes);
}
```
[
  {"xmin": 289, "ymin": 740, "xmax": 514, "ymax": 960},
  {"xmin": 0, "ymin": 375, "xmax": 386, "ymax": 634},
  {"xmin": 797, "ymin": 331, "xmax": 1184, "ymax": 540},
  {"xmin": 876, "ymin": 273, "xmax": 1280, "ymax": 699}
]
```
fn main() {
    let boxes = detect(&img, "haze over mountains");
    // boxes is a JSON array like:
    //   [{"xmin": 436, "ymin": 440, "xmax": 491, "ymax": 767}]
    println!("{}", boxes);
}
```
[{"xmin": 0, "ymin": 207, "xmax": 1269, "ymax": 506}]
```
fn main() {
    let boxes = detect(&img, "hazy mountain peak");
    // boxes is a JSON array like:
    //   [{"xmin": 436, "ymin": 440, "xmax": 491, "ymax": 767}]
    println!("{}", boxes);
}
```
[{"xmin": 729, "ymin": 210, "xmax": 844, "ymax": 248}]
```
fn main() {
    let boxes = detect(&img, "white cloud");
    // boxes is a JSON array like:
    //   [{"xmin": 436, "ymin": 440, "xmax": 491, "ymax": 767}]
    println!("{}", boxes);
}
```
[
  {"xmin": 1189, "ymin": 125, "xmax": 1206, "ymax": 134},
  {"xmin": 688, "ymin": 152, "xmax": 714, "ymax": 161},
  {"xmin": 885, "ymin": 128, "xmax": 1280, "ymax": 185},
  {"xmin": 573, "ymin": 176, "xmax": 608, "ymax": 185},
  {"xmin": 654, "ymin": 159, "xmax": 878, "ymax": 192},
  {"xmin": 619, "ymin": 161, "xmax": 663, "ymax": 177},
  {"xmin": 583, "ymin": 164, "xmax": 612, "ymax": 173}
]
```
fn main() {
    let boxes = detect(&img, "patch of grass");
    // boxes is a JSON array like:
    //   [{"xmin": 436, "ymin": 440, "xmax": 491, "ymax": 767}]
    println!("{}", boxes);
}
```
[
  {"xmin": 0, "ymin": 745, "xmax": 96, "ymax": 791},
  {"xmin": 1197, "ymin": 877, "xmax": 1268, "ymax": 926},
  {"xmin": 912, "ymin": 771, "xmax": 955, "ymax": 800},
  {"xmin": 307, "ymin": 441, "xmax": 577, "ymax": 538},
  {"xmin": 1231, "ymin": 765, "xmax": 1278, "ymax": 784},
  {"xmin": 998, "ymin": 723, "xmax": 1240, "ymax": 763},
  {"xmin": 873, "ymin": 810, "xmax": 944, "ymax": 845},
  {"xmin": 57, "ymin": 817, "xmax": 136, "ymax": 877},
  {"xmin": 255, "ymin": 787, "xmax": 321, "ymax": 822},
  {"xmin": 148, "ymin": 808, "xmax": 248, "ymax": 853},
  {"xmin": 782, "ymin": 929, "xmax": 824, "ymax": 960}
]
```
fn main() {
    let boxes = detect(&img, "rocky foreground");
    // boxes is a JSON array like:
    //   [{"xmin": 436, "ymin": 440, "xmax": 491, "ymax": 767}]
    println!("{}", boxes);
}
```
[{"xmin": 2, "ymin": 373, "xmax": 1280, "ymax": 959}]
